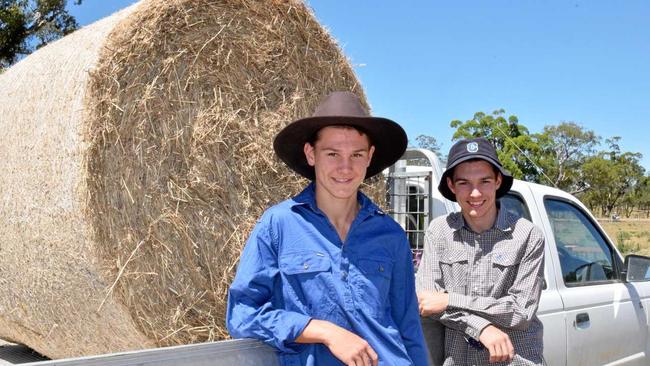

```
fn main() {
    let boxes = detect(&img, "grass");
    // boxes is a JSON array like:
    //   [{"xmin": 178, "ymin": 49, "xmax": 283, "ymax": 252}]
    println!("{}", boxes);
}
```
[{"xmin": 598, "ymin": 219, "xmax": 650, "ymax": 256}]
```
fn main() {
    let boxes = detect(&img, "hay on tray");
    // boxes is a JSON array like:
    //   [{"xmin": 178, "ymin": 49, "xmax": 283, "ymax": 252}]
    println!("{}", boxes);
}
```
[{"xmin": 0, "ymin": 0, "xmax": 383, "ymax": 359}]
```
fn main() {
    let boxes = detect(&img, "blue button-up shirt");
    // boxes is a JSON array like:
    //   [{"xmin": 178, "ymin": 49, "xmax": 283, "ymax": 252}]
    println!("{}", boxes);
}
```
[{"xmin": 227, "ymin": 183, "xmax": 428, "ymax": 366}]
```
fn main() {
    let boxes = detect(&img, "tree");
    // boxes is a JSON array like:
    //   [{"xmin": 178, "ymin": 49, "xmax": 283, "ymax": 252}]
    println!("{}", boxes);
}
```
[
  {"xmin": 413, "ymin": 134, "xmax": 442, "ymax": 157},
  {"xmin": 1, "ymin": 0, "xmax": 81, "ymax": 69},
  {"xmin": 636, "ymin": 176, "xmax": 650, "ymax": 218},
  {"xmin": 450, "ymin": 109, "xmax": 545, "ymax": 182},
  {"xmin": 533, "ymin": 122, "xmax": 600, "ymax": 193},
  {"xmin": 580, "ymin": 137, "xmax": 645, "ymax": 217},
  {"xmin": 404, "ymin": 134, "xmax": 444, "ymax": 167}
]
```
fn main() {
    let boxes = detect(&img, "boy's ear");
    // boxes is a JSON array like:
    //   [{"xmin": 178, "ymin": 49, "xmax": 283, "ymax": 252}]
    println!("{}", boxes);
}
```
[
  {"xmin": 446, "ymin": 176, "xmax": 456, "ymax": 195},
  {"xmin": 304, "ymin": 142, "xmax": 315, "ymax": 167},
  {"xmin": 367, "ymin": 145, "xmax": 375, "ymax": 167}
]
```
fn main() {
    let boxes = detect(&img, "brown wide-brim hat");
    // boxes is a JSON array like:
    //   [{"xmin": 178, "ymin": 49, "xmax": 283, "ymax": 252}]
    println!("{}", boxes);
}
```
[
  {"xmin": 438, "ymin": 137, "xmax": 513, "ymax": 202},
  {"xmin": 273, "ymin": 91, "xmax": 407, "ymax": 180}
]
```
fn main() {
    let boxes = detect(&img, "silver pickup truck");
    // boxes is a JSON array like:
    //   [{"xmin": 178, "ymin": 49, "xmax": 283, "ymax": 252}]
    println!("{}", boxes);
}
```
[
  {"xmin": 390, "ymin": 148, "xmax": 650, "ymax": 366},
  {"xmin": 12, "ymin": 148, "xmax": 650, "ymax": 366}
]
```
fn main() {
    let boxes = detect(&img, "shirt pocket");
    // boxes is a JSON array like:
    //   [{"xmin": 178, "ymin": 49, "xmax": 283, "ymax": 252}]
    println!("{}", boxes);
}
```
[
  {"xmin": 279, "ymin": 251, "xmax": 336, "ymax": 317},
  {"xmin": 490, "ymin": 251, "xmax": 521, "ymax": 292},
  {"xmin": 438, "ymin": 248, "xmax": 468, "ymax": 293},
  {"xmin": 355, "ymin": 257, "xmax": 393, "ymax": 317}
]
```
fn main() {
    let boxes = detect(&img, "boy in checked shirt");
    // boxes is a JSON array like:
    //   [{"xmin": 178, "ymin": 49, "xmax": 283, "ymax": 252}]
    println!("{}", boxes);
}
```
[{"xmin": 416, "ymin": 137, "xmax": 545, "ymax": 365}]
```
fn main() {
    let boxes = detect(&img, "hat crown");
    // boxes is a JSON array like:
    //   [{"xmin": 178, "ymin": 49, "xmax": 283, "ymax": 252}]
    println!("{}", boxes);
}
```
[
  {"xmin": 447, "ymin": 137, "xmax": 500, "ymax": 168},
  {"xmin": 313, "ymin": 91, "xmax": 369, "ymax": 118}
]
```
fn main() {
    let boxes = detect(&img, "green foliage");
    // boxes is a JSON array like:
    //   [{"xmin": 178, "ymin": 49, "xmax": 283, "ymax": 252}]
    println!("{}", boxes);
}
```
[
  {"xmin": 414, "ymin": 134, "xmax": 441, "ymax": 153},
  {"xmin": 579, "ymin": 137, "xmax": 645, "ymax": 216},
  {"xmin": 1, "ymin": 0, "xmax": 81, "ymax": 69},
  {"xmin": 534, "ymin": 122, "xmax": 600, "ymax": 193},
  {"xmin": 636, "ymin": 176, "xmax": 650, "ymax": 218},
  {"xmin": 412, "ymin": 134, "xmax": 442, "ymax": 158},
  {"xmin": 406, "ymin": 134, "xmax": 444, "ymax": 166},
  {"xmin": 450, "ymin": 109, "xmax": 544, "ymax": 182}
]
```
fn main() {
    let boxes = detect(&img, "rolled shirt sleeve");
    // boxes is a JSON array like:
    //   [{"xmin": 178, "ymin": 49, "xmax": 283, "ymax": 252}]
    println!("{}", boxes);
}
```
[{"xmin": 438, "ymin": 310, "xmax": 491, "ymax": 340}]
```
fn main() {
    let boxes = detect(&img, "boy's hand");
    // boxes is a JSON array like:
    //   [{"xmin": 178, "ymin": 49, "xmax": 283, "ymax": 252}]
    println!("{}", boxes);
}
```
[
  {"xmin": 297, "ymin": 319, "xmax": 378, "ymax": 366},
  {"xmin": 479, "ymin": 325, "xmax": 514, "ymax": 363},
  {"xmin": 417, "ymin": 291, "xmax": 449, "ymax": 316},
  {"xmin": 325, "ymin": 325, "xmax": 378, "ymax": 366}
]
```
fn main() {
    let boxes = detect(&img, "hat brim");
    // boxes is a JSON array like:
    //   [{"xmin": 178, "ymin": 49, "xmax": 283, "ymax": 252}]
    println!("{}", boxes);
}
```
[
  {"xmin": 438, "ymin": 155, "xmax": 514, "ymax": 202},
  {"xmin": 273, "ymin": 115, "xmax": 407, "ymax": 180}
]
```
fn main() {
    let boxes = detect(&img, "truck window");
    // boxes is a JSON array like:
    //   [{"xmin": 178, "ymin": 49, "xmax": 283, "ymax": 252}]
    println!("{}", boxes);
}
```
[
  {"xmin": 501, "ymin": 193, "xmax": 531, "ymax": 221},
  {"xmin": 544, "ymin": 198, "xmax": 617, "ymax": 285}
]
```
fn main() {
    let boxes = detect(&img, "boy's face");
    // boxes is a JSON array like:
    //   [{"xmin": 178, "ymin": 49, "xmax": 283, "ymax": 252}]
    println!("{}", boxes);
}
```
[
  {"xmin": 304, "ymin": 126, "xmax": 374, "ymax": 202},
  {"xmin": 447, "ymin": 160, "xmax": 502, "ymax": 225}
]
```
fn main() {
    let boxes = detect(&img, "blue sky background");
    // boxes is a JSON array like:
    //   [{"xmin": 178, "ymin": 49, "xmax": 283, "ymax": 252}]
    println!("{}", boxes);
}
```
[{"xmin": 67, "ymin": 1, "xmax": 650, "ymax": 170}]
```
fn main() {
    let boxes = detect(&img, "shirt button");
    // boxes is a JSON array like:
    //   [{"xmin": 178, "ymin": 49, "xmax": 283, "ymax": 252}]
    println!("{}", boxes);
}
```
[
  {"xmin": 303, "ymin": 263, "xmax": 309, "ymax": 270},
  {"xmin": 341, "ymin": 271, "xmax": 348, "ymax": 280}
]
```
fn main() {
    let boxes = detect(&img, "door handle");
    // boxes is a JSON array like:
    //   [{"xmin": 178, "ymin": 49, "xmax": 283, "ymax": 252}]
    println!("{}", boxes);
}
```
[{"xmin": 574, "ymin": 312, "xmax": 590, "ymax": 329}]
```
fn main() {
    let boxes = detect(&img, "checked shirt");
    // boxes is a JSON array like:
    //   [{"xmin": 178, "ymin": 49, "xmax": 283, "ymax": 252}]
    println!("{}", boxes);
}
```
[{"xmin": 416, "ymin": 207, "xmax": 545, "ymax": 366}]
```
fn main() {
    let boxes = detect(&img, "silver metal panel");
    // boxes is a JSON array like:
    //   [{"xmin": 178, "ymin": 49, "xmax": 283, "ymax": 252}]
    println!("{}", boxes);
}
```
[
  {"xmin": 22, "ymin": 339, "xmax": 279, "ymax": 366},
  {"xmin": 0, "ymin": 342, "xmax": 47, "ymax": 365}
]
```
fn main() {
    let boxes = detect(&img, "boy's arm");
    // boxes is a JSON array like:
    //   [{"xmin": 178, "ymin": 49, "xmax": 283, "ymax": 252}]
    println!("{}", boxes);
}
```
[
  {"xmin": 391, "ymin": 235, "xmax": 429, "ymax": 366},
  {"xmin": 227, "ymin": 215, "xmax": 380, "ymax": 363},
  {"xmin": 226, "ymin": 218, "xmax": 311, "ymax": 353},
  {"xmin": 416, "ymin": 223, "xmax": 497, "ymax": 339},
  {"xmin": 296, "ymin": 319, "xmax": 378, "ymax": 366},
  {"xmin": 418, "ymin": 226, "xmax": 545, "ymax": 332},
  {"xmin": 446, "ymin": 230, "xmax": 545, "ymax": 331}
]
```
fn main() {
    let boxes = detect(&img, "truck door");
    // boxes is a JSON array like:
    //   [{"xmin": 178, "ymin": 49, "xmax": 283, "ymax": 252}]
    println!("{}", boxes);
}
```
[
  {"xmin": 536, "ymin": 195, "xmax": 648, "ymax": 365},
  {"xmin": 505, "ymin": 182, "xmax": 567, "ymax": 366}
]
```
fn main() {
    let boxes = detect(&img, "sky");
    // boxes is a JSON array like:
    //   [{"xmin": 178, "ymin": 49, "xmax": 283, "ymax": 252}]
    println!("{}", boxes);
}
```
[{"xmin": 66, "ymin": 1, "xmax": 650, "ymax": 170}]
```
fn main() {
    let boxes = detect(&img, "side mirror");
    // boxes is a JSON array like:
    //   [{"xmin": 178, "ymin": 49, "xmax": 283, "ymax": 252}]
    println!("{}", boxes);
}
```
[{"xmin": 622, "ymin": 254, "xmax": 650, "ymax": 282}]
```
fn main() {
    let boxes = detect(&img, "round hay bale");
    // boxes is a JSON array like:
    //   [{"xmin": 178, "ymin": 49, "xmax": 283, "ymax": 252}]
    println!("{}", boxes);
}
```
[{"xmin": 0, "ymin": 0, "xmax": 371, "ymax": 358}]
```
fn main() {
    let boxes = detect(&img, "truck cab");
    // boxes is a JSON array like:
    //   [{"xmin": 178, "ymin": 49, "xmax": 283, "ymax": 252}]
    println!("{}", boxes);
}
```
[{"xmin": 387, "ymin": 148, "xmax": 650, "ymax": 365}]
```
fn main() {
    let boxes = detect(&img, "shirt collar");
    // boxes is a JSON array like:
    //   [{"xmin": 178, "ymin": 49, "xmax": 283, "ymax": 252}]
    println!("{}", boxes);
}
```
[
  {"xmin": 493, "ymin": 203, "xmax": 514, "ymax": 232},
  {"xmin": 450, "ymin": 200, "xmax": 513, "ymax": 233},
  {"xmin": 290, "ymin": 182, "xmax": 384, "ymax": 217}
]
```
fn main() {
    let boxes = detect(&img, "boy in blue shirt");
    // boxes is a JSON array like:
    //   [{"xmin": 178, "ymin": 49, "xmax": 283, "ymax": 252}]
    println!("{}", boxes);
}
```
[{"xmin": 226, "ymin": 91, "xmax": 428, "ymax": 366}]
